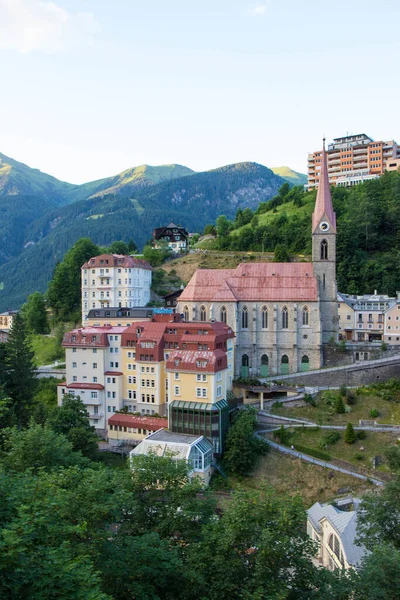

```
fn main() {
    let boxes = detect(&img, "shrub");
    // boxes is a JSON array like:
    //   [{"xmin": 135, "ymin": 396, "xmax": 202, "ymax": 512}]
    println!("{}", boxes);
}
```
[
  {"xmin": 273, "ymin": 425, "xmax": 291, "ymax": 445},
  {"xmin": 293, "ymin": 444, "xmax": 331, "ymax": 461},
  {"xmin": 369, "ymin": 409, "xmax": 380, "ymax": 418},
  {"xmin": 304, "ymin": 393, "xmax": 316, "ymax": 407},
  {"xmin": 339, "ymin": 384, "xmax": 347, "ymax": 397},
  {"xmin": 335, "ymin": 396, "xmax": 346, "ymax": 414},
  {"xmin": 346, "ymin": 390, "xmax": 356, "ymax": 405},
  {"xmin": 355, "ymin": 453, "xmax": 365, "ymax": 461},
  {"xmin": 381, "ymin": 342, "xmax": 388, "ymax": 351},
  {"xmin": 357, "ymin": 430, "xmax": 367, "ymax": 440},
  {"xmin": 344, "ymin": 422, "xmax": 357, "ymax": 444},
  {"xmin": 324, "ymin": 431, "xmax": 341, "ymax": 446}
]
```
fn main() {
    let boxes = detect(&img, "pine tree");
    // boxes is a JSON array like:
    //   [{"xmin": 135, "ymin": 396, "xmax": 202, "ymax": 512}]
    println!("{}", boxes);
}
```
[
  {"xmin": 21, "ymin": 292, "xmax": 49, "ymax": 334},
  {"xmin": 4, "ymin": 313, "xmax": 37, "ymax": 429},
  {"xmin": 344, "ymin": 422, "xmax": 356, "ymax": 444}
]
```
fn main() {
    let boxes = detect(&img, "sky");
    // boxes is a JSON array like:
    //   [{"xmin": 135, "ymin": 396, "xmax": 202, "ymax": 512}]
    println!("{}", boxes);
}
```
[{"xmin": 0, "ymin": 0, "xmax": 399, "ymax": 184}]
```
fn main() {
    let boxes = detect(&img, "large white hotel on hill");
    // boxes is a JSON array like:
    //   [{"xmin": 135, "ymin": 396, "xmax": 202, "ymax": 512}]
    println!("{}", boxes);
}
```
[{"xmin": 81, "ymin": 254, "xmax": 152, "ymax": 323}]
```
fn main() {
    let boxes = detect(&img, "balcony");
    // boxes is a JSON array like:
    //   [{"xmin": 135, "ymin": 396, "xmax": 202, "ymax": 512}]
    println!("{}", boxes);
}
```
[{"xmin": 88, "ymin": 412, "xmax": 103, "ymax": 420}]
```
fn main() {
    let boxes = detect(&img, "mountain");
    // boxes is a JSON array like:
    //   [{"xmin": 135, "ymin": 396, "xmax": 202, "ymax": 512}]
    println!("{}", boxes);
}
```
[
  {"xmin": 271, "ymin": 166, "xmax": 307, "ymax": 186},
  {"xmin": 64, "ymin": 164, "xmax": 195, "ymax": 204},
  {"xmin": 0, "ymin": 152, "xmax": 73, "ymax": 201},
  {"xmin": 0, "ymin": 161, "xmax": 285, "ymax": 310}
]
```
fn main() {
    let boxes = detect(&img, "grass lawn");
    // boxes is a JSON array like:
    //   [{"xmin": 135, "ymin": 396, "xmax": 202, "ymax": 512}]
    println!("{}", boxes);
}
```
[
  {"xmin": 280, "ymin": 427, "xmax": 397, "ymax": 471},
  {"xmin": 270, "ymin": 391, "xmax": 400, "ymax": 426},
  {"xmin": 213, "ymin": 450, "xmax": 373, "ymax": 506},
  {"xmin": 30, "ymin": 334, "xmax": 65, "ymax": 366}
]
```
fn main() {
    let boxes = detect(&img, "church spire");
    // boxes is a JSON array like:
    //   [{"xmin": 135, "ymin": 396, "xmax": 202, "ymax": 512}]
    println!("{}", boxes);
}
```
[{"xmin": 312, "ymin": 138, "xmax": 336, "ymax": 232}]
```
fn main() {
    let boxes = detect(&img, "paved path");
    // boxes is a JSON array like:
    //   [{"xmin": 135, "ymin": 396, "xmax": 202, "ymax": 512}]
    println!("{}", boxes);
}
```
[
  {"xmin": 255, "ymin": 429, "xmax": 385, "ymax": 487},
  {"xmin": 258, "ymin": 411, "xmax": 400, "ymax": 433}
]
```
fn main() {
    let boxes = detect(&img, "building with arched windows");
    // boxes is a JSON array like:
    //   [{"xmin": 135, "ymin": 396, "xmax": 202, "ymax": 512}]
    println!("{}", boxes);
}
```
[
  {"xmin": 177, "ymin": 141, "xmax": 338, "ymax": 377},
  {"xmin": 307, "ymin": 500, "xmax": 365, "ymax": 571}
]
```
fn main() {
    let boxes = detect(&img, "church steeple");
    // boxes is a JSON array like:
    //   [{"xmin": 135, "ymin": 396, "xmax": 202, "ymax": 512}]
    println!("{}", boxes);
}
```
[{"xmin": 312, "ymin": 138, "xmax": 336, "ymax": 233}]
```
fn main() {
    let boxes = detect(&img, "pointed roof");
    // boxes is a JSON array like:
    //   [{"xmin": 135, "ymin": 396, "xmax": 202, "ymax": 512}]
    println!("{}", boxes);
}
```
[{"xmin": 312, "ymin": 139, "xmax": 336, "ymax": 232}]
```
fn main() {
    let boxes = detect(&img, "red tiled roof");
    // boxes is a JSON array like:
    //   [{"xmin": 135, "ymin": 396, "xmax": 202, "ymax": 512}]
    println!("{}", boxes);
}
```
[
  {"xmin": 82, "ymin": 253, "xmax": 152, "ymax": 270},
  {"xmin": 62, "ymin": 326, "xmax": 128, "ymax": 348},
  {"xmin": 108, "ymin": 414, "xmax": 167, "ymax": 430},
  {"xmin": 166, "ymin": 349, "xmax": 227, "ymax": 372},
  {"xmin": 67, "ymin": 383, "xmax": 105, "ymax": 390},
  {"xmin": 179, "ymin": 263, "xmax": 318, "ymax": 302}
]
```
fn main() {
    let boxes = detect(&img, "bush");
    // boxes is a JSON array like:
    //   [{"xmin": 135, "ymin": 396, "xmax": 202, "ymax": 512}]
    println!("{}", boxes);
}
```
[
  {"xmin": 355, "ymin": 453, "xmax": 365, "ymax": 461},
  {"xmin": 293, "ymin": 444, "xmax": 331, "ymax": 461},
  {"xmin": 339, "ymin": 384, "xmax": 347, "ymax": 397},
  {"xmin": 304, "ymin": 393, "xmax": 316, "ymax": 407},
  {"xmin": 369, "ymin": 409, "xmax": 380, "ymax": 418},
  {"xmin": 335, "ymin": 396, "xmax": 346, "ymax": 414},
  {"xmin": 323, "ymin": 431, "xmax": 341, "ymax": 446},
  {"xmin": 273, "ymin": 425, "xmax": 291, "ymax": 445},
  {"xmin": 344, "ymin": 422, "xmax": 356, "ymax": 444},
  {"xmin": 357, "ymin": 430, "xmax": 367, "ymax": 440},
  {"xmin": 346, "ymin": 390, "xmax": 356, "ymax": 405}
]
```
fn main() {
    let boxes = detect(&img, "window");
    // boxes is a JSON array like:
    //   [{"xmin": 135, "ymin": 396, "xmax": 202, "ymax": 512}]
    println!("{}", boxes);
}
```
[
  {"xmin": 216, "ymin": 386, "xmax": 222, "ymax": 397},
  {"xmin": 72, "ymin": 347, "xmax": 76, "ymax": 353},
  {"xmin": 242, "ymin": 306, "xmax": 248, "ymax": 329},
  {"xmin": 92, "ymin": 363, "xmax": 97, "ymax": 369},
  {"xmin": 302, "ymin": 306, "xmax": 309, "ymax": 326},
  {"xmin": 196, "ymin": 374, "xmax": 207, "ymax": 382},
  {"xmin": 174, "ymin": 386, "xmax": 180, "ymax": 396},
  {"xmin": 220, "ymin": 306, "xmax": 227, "ymax": 323},
  {"xmin": 72, "ymin": 362, "xmax": 77, "ymax": 368},
  {"xmin": 183, "ymin": 306, "xmax": 189, "ymax": 321},
  {"xmin": 261, "ymin": 306, "xmax": 268, "ymax": 328},
  {"xmin": 72, "ymin": 376, "xmax": 77, "ymax": 382},
  {"xmin": 93, "ymin": 377, "xmax": 97, "ymax": 382},
  {"xmin": 200, "ymin": 306, "xmax": 206, "ymax": 322},
  {"xmin": 282, "ymin": 306, "xmax": 289, "ymax": 329},
  {"xmin": 174, "ymin": 372, "xmax": 180, "ymax": 380},
  {"xmin": 320, "ymin": 239, "xmax": 328, "ymax": 260},
  {"xmin": 91, "ymin": 392, "xmax": 98, "ymax": 399}
]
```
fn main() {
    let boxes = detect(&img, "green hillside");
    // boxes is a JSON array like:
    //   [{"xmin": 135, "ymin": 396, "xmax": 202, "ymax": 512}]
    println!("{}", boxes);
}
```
[
  {"xmin": 0, "ymin": 162, "xmax": 286, "ymax": 310},
  {"xmin": 0, "ymin": 152, "xmax": 73, "ymax": 201},
  {"xmin": 271, "ymin": 166, "xmax": 307, "ymax": 186}
]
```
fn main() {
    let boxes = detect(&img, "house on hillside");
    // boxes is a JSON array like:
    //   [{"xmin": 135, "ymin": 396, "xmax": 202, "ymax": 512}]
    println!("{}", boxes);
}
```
[
  {"xmin": 307, "ymin": 499, "xmax": 366, "ymax": 571},
  {"xmin": 153, "ymin": 223, "xmax": 189, "ymax": 253}
]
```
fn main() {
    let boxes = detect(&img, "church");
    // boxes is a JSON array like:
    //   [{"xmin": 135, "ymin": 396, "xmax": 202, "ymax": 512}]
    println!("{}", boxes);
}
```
[{"xmin": 177, "ymin": 141, "xmax": 338, "ymax": 377}]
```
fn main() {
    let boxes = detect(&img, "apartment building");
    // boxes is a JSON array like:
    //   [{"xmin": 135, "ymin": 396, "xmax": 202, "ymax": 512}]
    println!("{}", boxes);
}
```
[
  {"xmin": 308, "ymin": 133, "xmax": 400, "ymax": 190},
  {"xmin": 85, "ymin": 306, "xmax": 155, "ymax": 327},
  {"xmin": 59, "ymin": 314, "xmax": 235, "ymax": 451},
  {"xmin": 338, "ymin": 292, "xmax": 395, "ymax": 343},
  {"xmin": 81, "ymin": 254, "xmax": 152, "ymax": 323},
  {"xmin": 152, "ymin": 222, "xmax": 189, "ymax": 253},
  {"xmin": 0, "ymin": 310, "xmax": 17, "ymax": 331},
  {"xmin": 384, "ymin": 295, "xmax": 400, "ymax": 344},
  {"xmin": 57, "ymin": 325, "xmax": 126, "ymax": 431}
]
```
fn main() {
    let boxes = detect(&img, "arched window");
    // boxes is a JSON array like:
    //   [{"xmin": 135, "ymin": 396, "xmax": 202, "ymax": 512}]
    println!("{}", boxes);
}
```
[
  {"xmin": 302, "ymin": 306, "xmax": 309, "ymax": 326},
  {"xmin": 220, "ymin": 306, "xmax": 227, "ymax": 323},
  {"xmin": 328, "ymin": 534, "xmax": 344, "ymax": 567},
  {"xmin": 301, "ymin": 355, "xmax": 309, "ymax": 372},
  {"xmin": 241, "ymin": 354, "xmax": 249, "ymax": 378},
  {"xmin": 242, "ymin": 306, "xmax": 248, "ymax": 329},
  {"xmin": 281, "ymin": 354, "xmax": 289, "ymax": 374},
  {"xmin": 200, "ymin": 306, "xmax": 206, "ymax": 322},
  {"xmin": 183, "ymin": 306, "xmax": 189, "ymax": 321},
  {"xmin": 261, "ymin": 306, "xmax": 268, "ymax": 329},
  {"xmin": 321, "ymin": 239, "xmax": 328, "ymax": 260},
  {"xmin": 261, "ymin": 354, "xmax": 269, "ymax": 377},
  {"xmin": 282, "ymin": 306, "xmax": 289, "ymax": 329}
]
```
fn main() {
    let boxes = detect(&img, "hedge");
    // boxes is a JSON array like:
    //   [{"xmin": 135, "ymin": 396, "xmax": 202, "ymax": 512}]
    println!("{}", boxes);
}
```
[{"xmin": 293, "ymin": 444, "xmax": 331, "ymax": 461}]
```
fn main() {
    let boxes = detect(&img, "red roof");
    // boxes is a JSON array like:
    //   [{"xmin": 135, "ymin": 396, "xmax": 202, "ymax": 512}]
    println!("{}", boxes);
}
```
[
  {"xmin": 166, "ymin": 349, "xmax": 227, "ymax": 372},
  {"xmin": 108, "ymin": 413, "xmax": 168, "ymax": 430},
  {"xmin": 179, "ymin": 263, "xmax": 318, "ymax": 303},
  {"xmin": 67, "ymin": 383, "xmax": 105, "ymax": 390},
  {"xmin": 312, "ymin": 140, "xmax": 336, "ymax": 232},
  {"xmin": 104, "ymin": 371, "xmax": 123, "ymax": 375},
  {"xmin": 82, "ymin": 253, "xmax": 152, "ymax": 271}
]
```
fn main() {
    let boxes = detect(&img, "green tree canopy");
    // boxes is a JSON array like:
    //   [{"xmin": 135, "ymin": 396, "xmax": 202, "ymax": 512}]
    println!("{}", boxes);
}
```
[
  {"xmin": 21, "ymin": 292, "xmax": 49, "ymax": 334},
  {"xmin": 48, "ymin": 395, "xmax": 99, "ymax": 459},
  {"xmin": 223, "ymin": 407, "xmax": 269, "ymax": 476}
]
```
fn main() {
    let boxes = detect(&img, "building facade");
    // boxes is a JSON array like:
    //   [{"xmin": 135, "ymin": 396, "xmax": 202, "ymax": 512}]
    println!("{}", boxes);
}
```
[
  {"xmin": 338, "ymin": 292, "xmax": 394, "ymax": 343},
  {"xmin": 153, "ymin": 222, "xmax": 189, "ymax": 253},
  {"xmin": 81, "ymin": 254, "xmax": 152, "ymax": 323},
  {"xmin": 308, "ymin": 133, "xmax": 400, "ymax": 190},
  {"xmin": 178, "ymin": 141, "xmax": 338, "ymax": 377}
]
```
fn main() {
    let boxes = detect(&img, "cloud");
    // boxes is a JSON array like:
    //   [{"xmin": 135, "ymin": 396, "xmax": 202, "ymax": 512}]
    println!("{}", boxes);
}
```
[
  {"xmin": 251, "ymin": 3, "xmax": 269, "ymax": 15},
  {"xmin": 0, "ymin": 0, "xmax": 101, "ymax": 53}
]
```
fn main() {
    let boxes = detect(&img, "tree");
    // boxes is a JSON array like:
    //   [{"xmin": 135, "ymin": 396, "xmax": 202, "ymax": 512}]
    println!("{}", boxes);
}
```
[
  {"xmin": 335, "ymin": 395, "xmax": 346, "ymax": 414},
  {"xmin": 47, "ymin": 238, "xmax": 101, "ymax": 321},
  {"xmin": 127, "ymin": 238, "xmax": 138, "ymax": 253},
  {"xmin": 344, "ymin": 422, "xmax": 356, "ymax": 444},
  {"xmin": 216, "ymin": 215, "xmax": 231, "ymax": 238},
  {"xmin": 353, "ymin": 545, "xmax": 400, "ymax": 600},
  {"xmin": 21, "ymin": 292, "xmax": 49, "ymax": 334},
  {"xmin": 385, "ymin": 446, "xmax": 400, "ymax": 472},
  {"xmin": 107, "ymin": 240, "xmax": 130, "ymax": 255},
  {"xmin": 4, "ymin": 313, "xmax": 37, "ymax": 429},
  {"xmin": 1, "ymin": 422, "xmax": 87, "ymax": 473},
  {"xmin": 274, "ymin": 243, "xmax": 290, "ymax": 262},
  {"xmin": 143, "ymin": 242, "xmax": 171, "ymax": 267},
  {"xmin": 48, "ymin": 395, "xmax": 99, "ymax": 459},
  {"xmin": 223, "ymin": 407, "xmax": 269, "ymax": 476},
  {"xmin": 203, "ymin": 224, "xmax": 216, "ymax": 236}
]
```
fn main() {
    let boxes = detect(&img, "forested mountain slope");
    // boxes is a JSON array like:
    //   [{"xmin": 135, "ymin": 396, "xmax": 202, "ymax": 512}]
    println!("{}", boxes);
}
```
[{"xmin": 0, "ymin": 162, "xmax": 285, "ymax": 310}]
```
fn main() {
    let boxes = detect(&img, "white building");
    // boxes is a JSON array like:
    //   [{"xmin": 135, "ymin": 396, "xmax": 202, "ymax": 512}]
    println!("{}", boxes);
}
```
[
  {"xmin": 81, "ymin": 254, "xmax": 152, "ymax": 323},
  {"xmin": 307, "ymin": 499, "xmax": 366, "ymax": 571},
  {"xmin": 130, "ymin": 429, "xmax": 214, "ymax": 486},
  {"xmin": 57, "ymin": 325, "xmax": 127, "ymax": 432}
]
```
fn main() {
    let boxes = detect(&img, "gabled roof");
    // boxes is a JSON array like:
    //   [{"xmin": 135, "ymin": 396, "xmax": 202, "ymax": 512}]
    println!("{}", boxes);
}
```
[
  {"xmin": 307, "ymin": 502, "xmax": 365, "ymax": 566},
  {"xmin": 108, "ymin": 413, "xmax": 167, "ymax": 430},
  {"xmin": 179, "ymin": 263, "xmax": 318, "ymax": 303}
]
